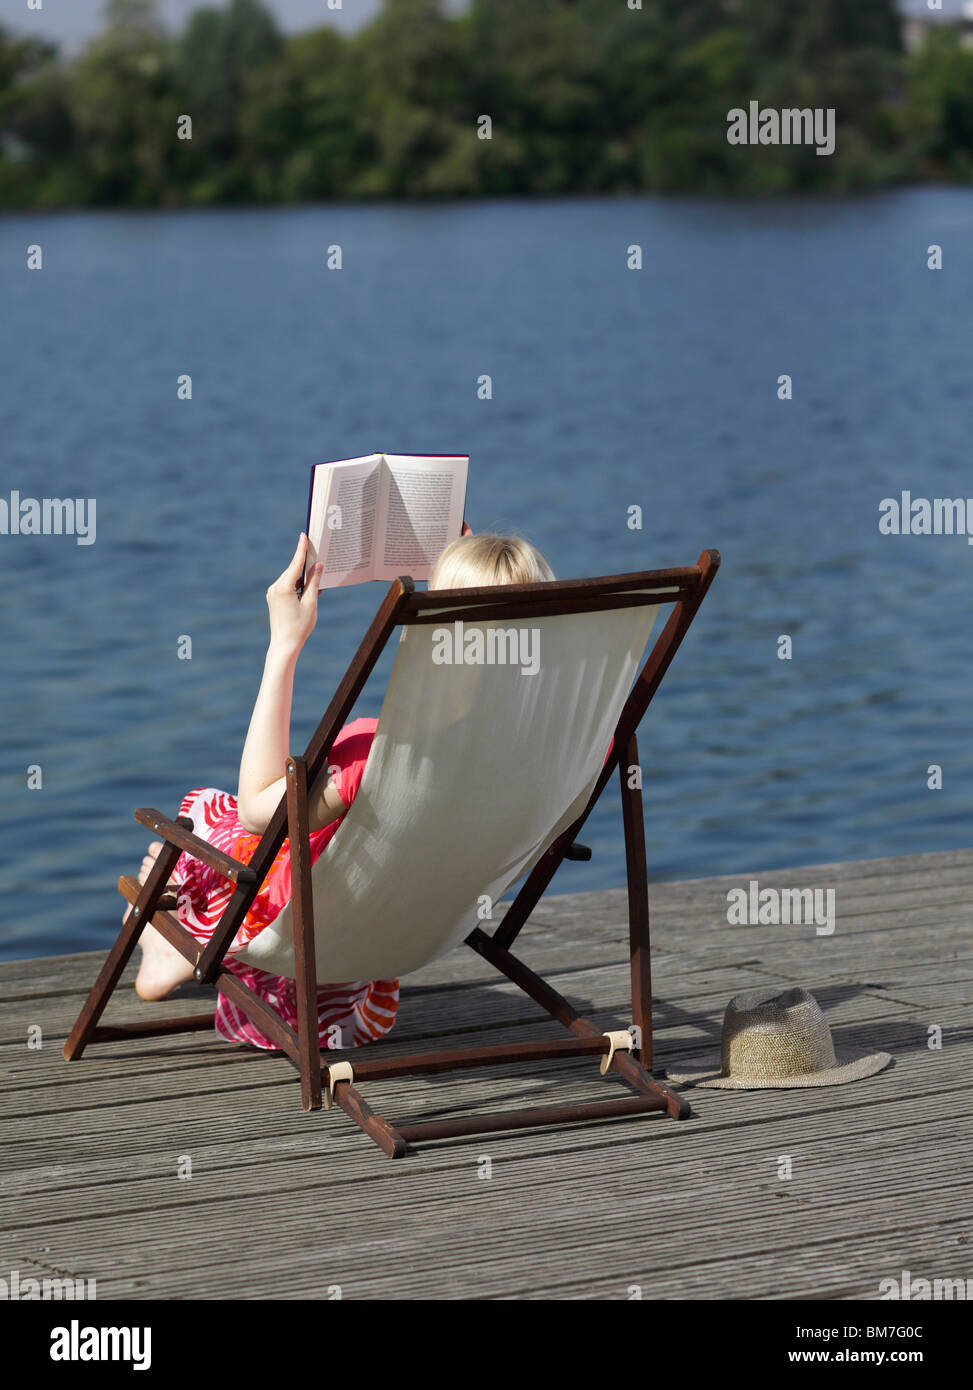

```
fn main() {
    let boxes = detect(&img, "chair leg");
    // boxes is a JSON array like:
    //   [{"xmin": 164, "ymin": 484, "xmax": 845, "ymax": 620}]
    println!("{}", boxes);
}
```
[
  {"xmin": 619, "ymin": 732, "xmax": 653, "ymax": 1070},
  {"xmin": 467, "ymin": 928, "xmax": 691, "ymax": 1120},
  {"xmin": 286, "ymin": 756, "xmax": 322, "ymax": 1112},
  {"xmin": 324, "ymin": 1042, "xmax": 684, "ymax": 1156},
  {"xmin": 611, "ymin": 1048, "xmax": 691, "ymax": 1120},
  {"xmin": 332, "ymin": 1080, "xmax": 407, "ymax": 1158},
  {"xmin": 63, "ymin": 839, "xmax": 185, "ymax": 1061}
]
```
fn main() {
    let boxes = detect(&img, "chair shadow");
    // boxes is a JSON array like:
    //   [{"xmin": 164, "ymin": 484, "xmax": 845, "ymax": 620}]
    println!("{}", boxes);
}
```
[{"xmin": 113, "ymin": 974, "xmax": 971, "ymax": 1107}]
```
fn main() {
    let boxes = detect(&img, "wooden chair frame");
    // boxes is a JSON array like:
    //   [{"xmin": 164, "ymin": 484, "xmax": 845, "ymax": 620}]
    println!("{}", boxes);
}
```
[{"xmin": 64, "ymin": 550, "xmax": 720, "ymax": 1157}]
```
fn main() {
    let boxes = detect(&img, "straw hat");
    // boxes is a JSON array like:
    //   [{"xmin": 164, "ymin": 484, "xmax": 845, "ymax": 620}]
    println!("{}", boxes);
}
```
[{"xmin": 664, "ymin": 987, "xmax": 892, "ymax": 1090}]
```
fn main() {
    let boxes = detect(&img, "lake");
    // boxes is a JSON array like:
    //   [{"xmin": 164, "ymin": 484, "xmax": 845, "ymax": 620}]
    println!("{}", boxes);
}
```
[{"xmin": 1, "ymin": 189, "xmax": 971, "ymax": 960}]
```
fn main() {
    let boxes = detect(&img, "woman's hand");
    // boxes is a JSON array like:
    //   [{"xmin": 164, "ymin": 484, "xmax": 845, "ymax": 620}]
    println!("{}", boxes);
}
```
[
  {"xmin": 239, "ymin": 536, "xmax": 321, "ymax": 831},
  {"xmin": 266, "ymin": 534, "xmax": 323, "ymax": 658}
]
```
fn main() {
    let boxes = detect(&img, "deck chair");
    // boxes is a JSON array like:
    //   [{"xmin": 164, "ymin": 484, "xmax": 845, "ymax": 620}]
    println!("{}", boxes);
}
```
[{"xmin": 64, "ymin": 550, "xmax": 720, "ymax": 1157}]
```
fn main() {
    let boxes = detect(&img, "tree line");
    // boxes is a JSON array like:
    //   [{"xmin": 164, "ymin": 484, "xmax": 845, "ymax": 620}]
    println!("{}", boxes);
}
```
[{"xmin": 2, "ymin": 0, "xmax": 972, "ymax": 209}]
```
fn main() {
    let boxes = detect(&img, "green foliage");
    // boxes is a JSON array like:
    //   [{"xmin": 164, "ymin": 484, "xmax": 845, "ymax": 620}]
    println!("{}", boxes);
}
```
[
  {"xmin": 905, "ymin": 27, "xmax": 973, "ymax": 181},
  {"xmin": 0, "ymin": 0, "xmax": 971, "ymax": 207},
  {"xmin": 66, "ymin": 2, "xmax": 178, "ymax": 205},
  {"xmin": 236, "ymin": 28, "xmax": 363, "ymax": 201},
  {"xmin": 174, "ymin": 2, "xmax": 281, "ymax": 150}
]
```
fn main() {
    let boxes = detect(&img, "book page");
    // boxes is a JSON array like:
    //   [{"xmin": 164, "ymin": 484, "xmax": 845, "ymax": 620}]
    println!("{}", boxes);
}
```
[
  {"xmin": 375, "ymin": 454, "xmax": 469, "ymax": 580},
  {"xmin": 306, "ymin": 454, "xmax": 382, "ymax": 588}
]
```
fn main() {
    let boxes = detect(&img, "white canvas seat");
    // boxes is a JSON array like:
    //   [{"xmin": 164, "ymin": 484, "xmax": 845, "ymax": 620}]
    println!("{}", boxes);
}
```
[{"xmin": 237, "ymin": 603, "xmax": 660, "ymax": 982}]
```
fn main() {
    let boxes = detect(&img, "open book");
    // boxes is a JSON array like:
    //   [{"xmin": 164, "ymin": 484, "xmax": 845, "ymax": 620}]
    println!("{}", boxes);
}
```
[{"xmin": 304, "ymin": 452, "xmax": 469, "ymax": 589}]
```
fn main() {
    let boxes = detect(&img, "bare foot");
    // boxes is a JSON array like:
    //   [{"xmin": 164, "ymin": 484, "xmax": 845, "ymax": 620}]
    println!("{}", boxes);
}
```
[
  {"xmin": 135, "ymin": 924, "xmax": 195, "ymax": 1001},
  {"xmin": 129, "ymin": 841, "xmax": 194, "ymax": 1000},
  {"xmin": 137, "ymin": 841, "xmax": 173, "ymax": 889}
]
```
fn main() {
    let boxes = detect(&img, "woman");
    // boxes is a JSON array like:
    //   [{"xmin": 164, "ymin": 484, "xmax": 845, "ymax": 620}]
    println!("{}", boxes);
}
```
[{"xmin": 132, "ymin": 528, "xmax": 554, "ymax": 1051}]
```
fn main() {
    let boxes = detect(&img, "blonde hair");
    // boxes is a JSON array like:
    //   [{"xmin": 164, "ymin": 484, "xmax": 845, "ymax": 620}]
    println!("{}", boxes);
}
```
[{"xmin": 429, "ymin": 533, "xmax": 554, "ymax": 590}]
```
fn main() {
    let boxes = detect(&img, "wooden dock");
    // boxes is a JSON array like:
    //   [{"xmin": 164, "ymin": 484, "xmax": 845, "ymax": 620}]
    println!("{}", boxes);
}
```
[{"xmin": 1, "ymin": 847, "xmax": 970, "ymax": 1300}]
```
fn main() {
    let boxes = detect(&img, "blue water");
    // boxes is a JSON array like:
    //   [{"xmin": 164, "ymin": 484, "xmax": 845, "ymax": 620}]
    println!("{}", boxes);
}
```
[{"xmin": 2, "ymin": 190, "xmax": 972, "ymax": 961}]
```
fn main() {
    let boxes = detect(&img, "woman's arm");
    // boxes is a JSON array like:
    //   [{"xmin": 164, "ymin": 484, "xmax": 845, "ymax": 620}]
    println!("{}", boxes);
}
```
[{"xmin": 237, "ymin": 535, "xmax": 347, "ymax": 836}]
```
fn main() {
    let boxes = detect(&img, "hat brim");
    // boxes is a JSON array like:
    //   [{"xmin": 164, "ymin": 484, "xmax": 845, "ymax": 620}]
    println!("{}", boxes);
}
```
[{"xmin": 663, "ymin": 1046, "xmax": 892, "ymax": 1090}]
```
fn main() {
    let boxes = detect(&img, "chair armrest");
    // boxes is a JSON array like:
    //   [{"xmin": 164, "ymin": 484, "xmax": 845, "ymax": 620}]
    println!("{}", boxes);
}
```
[
  {"xmin": 118, "ymin": 875, "xmax": 180, "ymax": 912},
  {"xmin": 564, "ymin": 842, "xmax": 593, "ymax": 862},
  {"xmin": 134, "ymin": 809, "xmax": 256, "ymax": 884}
]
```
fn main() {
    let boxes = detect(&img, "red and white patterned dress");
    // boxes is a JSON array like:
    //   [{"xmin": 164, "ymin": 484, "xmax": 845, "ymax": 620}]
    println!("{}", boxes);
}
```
[{"xmin": 171, "ymin": 717, "xmax": 399, "ymax": 1051}]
